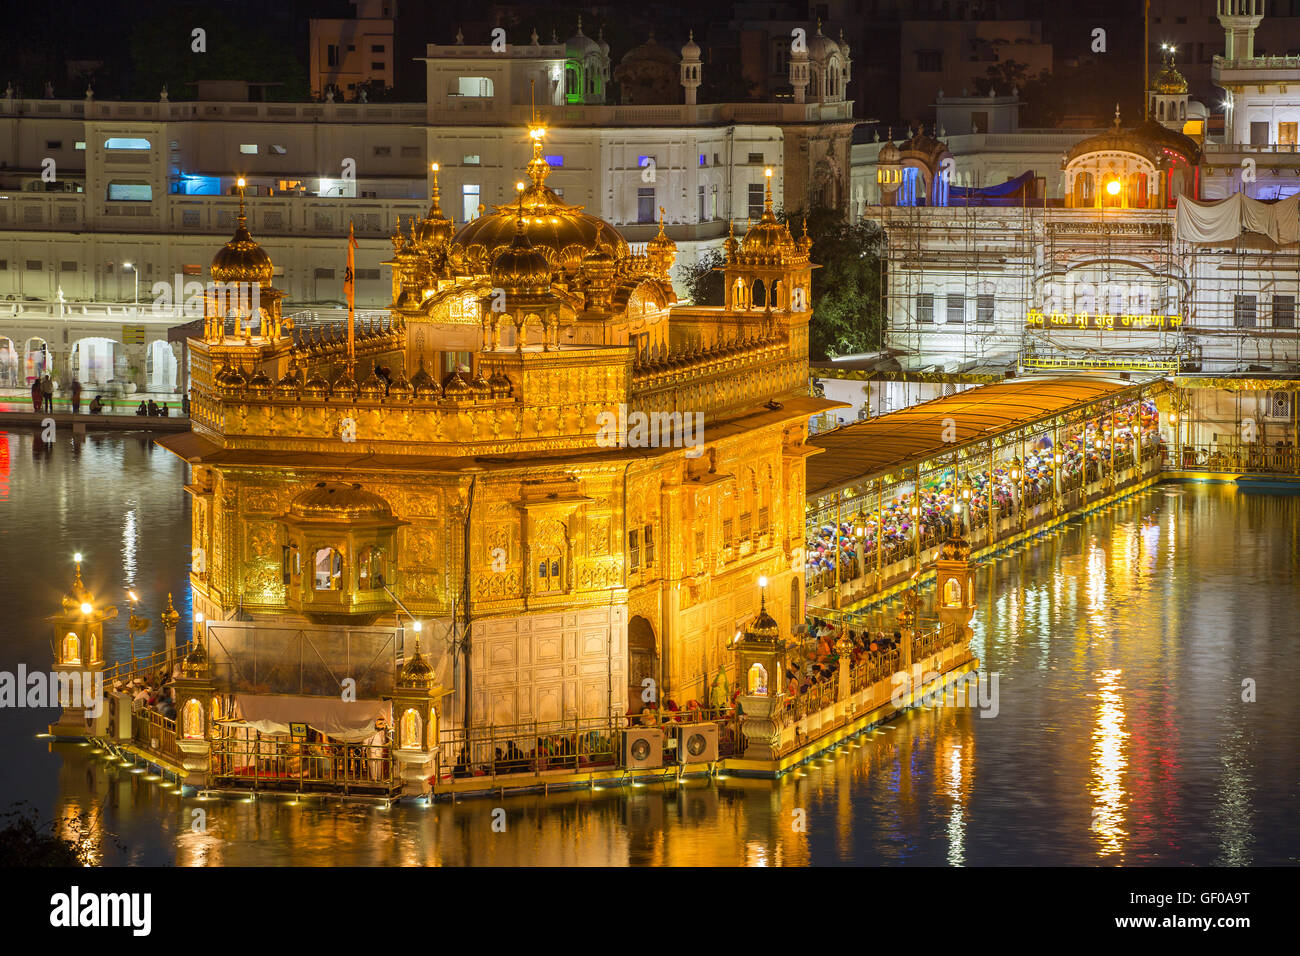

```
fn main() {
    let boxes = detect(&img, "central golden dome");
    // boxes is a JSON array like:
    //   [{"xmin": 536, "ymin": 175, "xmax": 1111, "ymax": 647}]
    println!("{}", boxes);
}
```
[{"xmin": 450, "ymin": 126, "xmax": 630, "ymax": 273}]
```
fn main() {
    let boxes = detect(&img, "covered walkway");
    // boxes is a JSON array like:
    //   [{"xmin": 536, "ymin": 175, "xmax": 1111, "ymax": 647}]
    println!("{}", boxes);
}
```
[{"xmin": 803, "ymin": 376, "xmax": 1169, "ymax": 609}]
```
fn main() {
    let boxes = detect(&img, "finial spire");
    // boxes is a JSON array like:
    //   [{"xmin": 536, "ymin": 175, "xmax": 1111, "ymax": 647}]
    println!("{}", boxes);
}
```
[{"xmin": 236, "ymin": 176, "xmax": 247, "ymax": 223}]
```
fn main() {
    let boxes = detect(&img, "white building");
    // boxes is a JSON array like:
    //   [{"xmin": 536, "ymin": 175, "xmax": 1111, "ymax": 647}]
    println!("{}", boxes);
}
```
[{"xmin": 0, "ymin": 21, "xmax": 854, "ymax": 393}]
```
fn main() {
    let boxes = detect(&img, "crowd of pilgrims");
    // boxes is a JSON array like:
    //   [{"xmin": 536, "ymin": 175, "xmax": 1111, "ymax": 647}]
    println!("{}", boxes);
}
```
[{"xmin": 805, "ymin": 400, "xmax": 1161, "ymax": 590}]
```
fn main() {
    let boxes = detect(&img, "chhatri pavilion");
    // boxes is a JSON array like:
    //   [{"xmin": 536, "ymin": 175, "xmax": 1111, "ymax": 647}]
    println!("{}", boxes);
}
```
[{"xmin": 160, "ymin": 123, "xmax": 838, "ymax": 735}]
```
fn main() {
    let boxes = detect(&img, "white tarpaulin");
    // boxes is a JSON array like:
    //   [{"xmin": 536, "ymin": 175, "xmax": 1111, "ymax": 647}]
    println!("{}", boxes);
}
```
[
  {"xmin": 1177, "ymin": 193, "xmax": 1300, "ymax": 245},
  {"xmin": 228, "ymin": 694, "xmax": 391, "ymax": 742}
]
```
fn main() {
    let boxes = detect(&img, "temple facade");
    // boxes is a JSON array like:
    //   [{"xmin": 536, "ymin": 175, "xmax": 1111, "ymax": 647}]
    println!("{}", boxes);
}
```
[{"xmin": 161, "ymin": 124, "xmax": 837, "ymax": 734}]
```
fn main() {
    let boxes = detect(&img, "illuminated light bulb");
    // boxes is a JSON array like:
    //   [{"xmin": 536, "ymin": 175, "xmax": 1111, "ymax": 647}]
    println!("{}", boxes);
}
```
[
  {"xmin": 74, "ymin": 552, "xmax": 83, "ymax": 562},
  {"xmin": 758, "ymin": 575, "xmax": 768, "ymax": 588},
  {"xmin": 80, "ymin": 602, "xmax": 92, "ymax": 615},
  {"xmin": 431, "ymin": 162, "xmax": 439, "ymax": 172},
  {"xmin": 195, "ymin": 612, "xmax": 204, "ymax": 623},
  {"xmin": 764, "ymin": 167, "xmax": 773, "ymax": 179},
  {"xmin": 1106, "ymin": 179, "xmax": 1121, "ymax": 196},
  {"xmin": 515, "ymin": 181, "xmax": 525, "ymax": 192},
  {"xmin": 413, "ymin": 621, "xmax": 422, "ymax": 633},
  {"xmin": 237, "ymin": 177, "xmax": 246, "ymax": 188}
]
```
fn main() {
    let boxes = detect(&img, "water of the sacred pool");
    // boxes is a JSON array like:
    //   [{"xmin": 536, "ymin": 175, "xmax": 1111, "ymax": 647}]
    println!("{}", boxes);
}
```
[{"xmin": 2, "ymin": 430, "xmax": 1297, "ymax": 865}]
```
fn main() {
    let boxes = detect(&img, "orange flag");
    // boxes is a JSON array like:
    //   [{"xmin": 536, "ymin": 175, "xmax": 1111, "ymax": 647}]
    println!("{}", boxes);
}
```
[{"xmin": 344, "ymin": 220, "xmax": 358, "ymax": 364}]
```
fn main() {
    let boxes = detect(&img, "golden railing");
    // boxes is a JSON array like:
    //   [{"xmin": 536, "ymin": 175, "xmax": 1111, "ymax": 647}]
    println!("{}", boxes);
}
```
[
  {"xmin": 434, "ymin": 707, "xmax": 741, "ymax": 781},
  {"xmin": 210, "ymin": 734, "xmax": 398, "ymax": 791},
  {"xmin": 131, "ymin": 707, "xmax": 179, "ymax": 762},
  {"xmin": 1175, "ymin": 444, "xmax": 1300, "ymax": 475}
]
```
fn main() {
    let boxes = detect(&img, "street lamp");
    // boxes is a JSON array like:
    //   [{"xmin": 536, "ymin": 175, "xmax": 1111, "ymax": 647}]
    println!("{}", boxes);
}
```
[{"xmin": 123, "ymin": 262, "xmax": 138, "ymax": 304}]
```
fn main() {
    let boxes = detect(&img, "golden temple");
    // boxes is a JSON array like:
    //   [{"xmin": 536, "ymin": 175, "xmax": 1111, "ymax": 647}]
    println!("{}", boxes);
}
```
[{"xmin": 160, "ymin": 123, "xmax": 840, "ymax": 733}]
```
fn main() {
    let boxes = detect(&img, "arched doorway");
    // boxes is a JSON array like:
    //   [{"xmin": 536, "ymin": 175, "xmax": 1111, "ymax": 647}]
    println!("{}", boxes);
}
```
[
  {"xmin": 627, "ymin": 615, "xmax": 658, "ymax": 715},
  {"xmin": 0, "ymin": 337, "xmax": 19, "ymax": 387},
  {"xmin": 71, "ymin": 337, "xmax": 125, "ymax": 386},
  {"xmin": 23, "ymin": 338, "xmax": 51, "ymax": 384},
  {"xmin": 146, "ymin": 340, "xmax": 178, "ymax": 392}
]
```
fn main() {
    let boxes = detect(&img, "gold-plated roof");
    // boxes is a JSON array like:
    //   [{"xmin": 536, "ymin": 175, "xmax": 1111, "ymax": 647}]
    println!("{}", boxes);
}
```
[
  {"xmin": 449, "ymin": 126, "xmax": 631, "ymax": 272},
  {"xmin": 211, "ymin": 182, "xmax": 274, "ymax": 285},
  {"xmin": 1152, "ymin": 49, "xmax": 1188, "ymax": 95},
  {"xmin": 288, "ymin": 481, "xmax": 394, "ymax": 520},
  {"xmin": 399, "ymin": 639, "xmax": 436, "ymax": 687}
]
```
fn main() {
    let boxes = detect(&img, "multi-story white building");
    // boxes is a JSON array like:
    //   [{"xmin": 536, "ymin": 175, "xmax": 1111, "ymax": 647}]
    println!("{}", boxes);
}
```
[
  {"xmin": 821, "ymin": 2, "xmax": 1298, "ymax": 452},
  {"xmin": 0, "ymin": 20, "xmax": 854, "ymax": 393}
]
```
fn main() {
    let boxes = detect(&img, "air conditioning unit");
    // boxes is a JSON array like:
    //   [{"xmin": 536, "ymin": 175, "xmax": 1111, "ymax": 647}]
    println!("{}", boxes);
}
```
[
  {"xmin": 621, "ymin": 727, "xmax": 663, "ymax": 770},
  {"xmin": 674, "ymin": 722, "xmax": 719, "ymax": 763}
]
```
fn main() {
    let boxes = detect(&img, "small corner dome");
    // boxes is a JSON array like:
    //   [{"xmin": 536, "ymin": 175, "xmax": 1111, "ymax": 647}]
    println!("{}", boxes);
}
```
[{"xmin": 288, "ymin": 481, "xmax": 394, "ymax": 520}]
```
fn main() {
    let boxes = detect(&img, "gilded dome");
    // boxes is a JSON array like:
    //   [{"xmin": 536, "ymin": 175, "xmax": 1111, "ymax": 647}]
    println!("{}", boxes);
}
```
[
  {"xmin": 878, "ymin": 140, "xmax": 902, "ymax": 165},
  {"xmin": 399, "ymin": 640, "xmax": 436, "ymax": 688},
  {"xmin": 1152, "ymin": 49, "xmax": 1188, "ymax": 95},
  {"xmin": 491, "ymin": 221, "xmax": 553, "ymax": 293},
  {"xmin": 388, "ymin": 368, "xmax": 414, "ymax": 401},
  {"xmin": 410, "ymin": 359, "xmax": 439, "ymax": 399},
  {"xmin": 448, "ymin": 125, "xmax": 633, "ymax": 277},
  {"xmin": 182, "ymin": 639, "xmax": 209, "ymax": 678},
  {"xmin": 442, "ymin": 369, "xmax": 473, "ymax": 399},
  {"xmin": 302, "ymin": 370, "xmax": 331, "ymax": 398},
  {"xmin": 742, "ymin": 602, "xmax": 782, "ymax": 644},
  {"xmin": 332, "ymin": 370, "xmax": 358, "ymax": 400},
  {"xmin": 275, "ymin": 368, "xmax": 300, "ymax": 398},
  {"xmin": 359, "ymin": 368, "xmax": 385, "ymax": 398},
  {"xmin": 288, "ymin": 481, "xmax": 394, "ymax": 521},
  {"xmin": 214, "ymin": 363, "xmax": 247, "ymax": 390},
  {"xmin": 415, "ymin": 165, "xmax": 455, "ymax": 249},
  {"xmin": 246, "ymin": 368, "xmax": 273, "ymax": 395},
  {"xmin": 211, "ymin": 186, "xmax": 273, "ymax": 285}
]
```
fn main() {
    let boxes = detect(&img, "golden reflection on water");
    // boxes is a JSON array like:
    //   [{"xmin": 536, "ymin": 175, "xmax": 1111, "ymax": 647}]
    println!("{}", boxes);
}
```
[
  {"xmin": 27, "ymin": 484, "xmax": 1300, "ymax": 865},
  {"xmin": 1090, "ymin": 668, "xmax": 1129, "ymax": 859}
]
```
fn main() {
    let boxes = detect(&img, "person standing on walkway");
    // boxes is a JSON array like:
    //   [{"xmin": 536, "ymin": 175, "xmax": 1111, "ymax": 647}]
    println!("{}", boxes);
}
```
[
  {"xmin": 40, "ymin": 374, "xmax": 54, "ymax": 413},
  {"xmin": 70, "ymin": 378, "xmax": 82, "ymax": 414},
  {"xmin": 30, "ymin": 379, "xmax": 41, "ymax": 412}
]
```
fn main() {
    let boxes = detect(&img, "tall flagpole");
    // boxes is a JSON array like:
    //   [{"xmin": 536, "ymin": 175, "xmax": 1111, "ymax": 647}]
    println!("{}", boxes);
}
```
[
  {"xmin": 1144, "ymin": 0, "xmax": 1150, "ymax": 122},
  {"xmin": 345, "ymin": 219, "xmax": 357, "ymax": 372}
]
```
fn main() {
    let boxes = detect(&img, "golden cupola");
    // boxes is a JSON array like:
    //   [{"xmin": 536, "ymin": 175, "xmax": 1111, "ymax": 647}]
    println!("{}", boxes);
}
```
[
  {"xmin": 739, "ymin": 169, "xmax": 798, "ymax": 264},
  {"xmin": 450, "ymin": 124, "xmax": 631, "ymax": 274},
  {"xmin": 211, "ymin": 180, "xmax": 274, "ymax": 286},
  {"xmin": 1151, "ymin": 48, "xmax": 1188, "ymax": 95},
  {"xmin": 414, "ymin": 162, "xmax": 455, "ymax": 252},
  {"xmin": 645, "ymin": 205, "xmax": 677, "ymax": 278},
  {"xmin": 491, "ymin": 216, "xmax": 554, "ymax": 294}
]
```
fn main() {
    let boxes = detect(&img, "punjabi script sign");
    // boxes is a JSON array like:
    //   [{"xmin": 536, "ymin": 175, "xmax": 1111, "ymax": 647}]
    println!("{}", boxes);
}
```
[{"xmin": 1026, "ymin": 308, "xmax": 1184, "ymax": 331}]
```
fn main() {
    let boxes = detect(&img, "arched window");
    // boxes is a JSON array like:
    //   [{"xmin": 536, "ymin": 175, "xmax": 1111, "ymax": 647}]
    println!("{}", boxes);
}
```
[
  {"xmin": 62, "ymin": 632, "xmax": 81, "ymax": 665},
  {"xmin": 751, "ymin": 279, "xmax": 766, "ymax": 309},
  {"xmin": 747, "ymin": 662, "xmax": 768, "ymax": 695},
  {"xmin": 358, "ymin": 546, "xmax": 385, "ymax": 590},
  {"xmin": 313, "ymin": 547, "xmax": 343, "ymax": 590},
  {"xmin": 182, "ymin": 699, "xmax": 205, "ymax": 739},
  {"xmin": 400, "ymin": 708, "xmax": 423, "ymax": 749},
  {"xmin": 943, "ymin": 577, "xmax": 962, "ymax": 607}
]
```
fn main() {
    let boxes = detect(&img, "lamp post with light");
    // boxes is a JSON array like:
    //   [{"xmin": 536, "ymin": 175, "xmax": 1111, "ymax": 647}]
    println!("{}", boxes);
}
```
[{"xmin": 122, "ymin": 262, "xmax": 138, "ymax": 305}]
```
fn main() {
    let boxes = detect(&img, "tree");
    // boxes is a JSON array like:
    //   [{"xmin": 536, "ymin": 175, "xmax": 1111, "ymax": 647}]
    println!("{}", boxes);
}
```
[
  {"xmin": 677, "ymin": 208, "xmax": 885, "ymax": 361},
  {"xmin": 0, "ymin": 804, "xmax": 94, "ymax": 867},
  {"xmin": 778, "ymin": 204, "xmax": 886, "ymax": 361},
  {"xmin": 680, "ymin": 250, "xmax": 725, "ymax": 306}
]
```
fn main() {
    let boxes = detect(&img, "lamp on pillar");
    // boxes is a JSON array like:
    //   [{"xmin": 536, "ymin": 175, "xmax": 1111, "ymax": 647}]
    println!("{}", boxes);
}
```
[
  {"xmin": 172, "ymin": 634, "xmax": 215, "ymax": 786},
  {"xmin": 159, "ymin": 593, "xmax": 180, "ymax": 659},
  {"xmin": 392, "ymin": 635, "xmax": 448, "ymax": 795},
  {"xmin": 732, "ymin": 575, "xmax": 788, "ymax": 760},
  {"xmin": 935, "ymin": 525, "xmax": 976, "ymax": 642},
  {"xmin": 126, "ymin": 590, "xmax": 150, "ymax": 662},
  {"xmin": 48, "ymin": 553, "xmax": 117, "ymax": 738}
]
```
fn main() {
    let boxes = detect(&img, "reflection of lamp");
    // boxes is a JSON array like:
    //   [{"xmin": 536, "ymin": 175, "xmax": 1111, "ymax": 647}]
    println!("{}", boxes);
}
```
[{"xmin": 1106, "ymin": 179, "xmax": 1121, "ymax": 196}]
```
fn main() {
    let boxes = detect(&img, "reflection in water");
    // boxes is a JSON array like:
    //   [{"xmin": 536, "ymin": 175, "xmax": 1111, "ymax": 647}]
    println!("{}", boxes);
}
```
[
  {"xmin": 4, "ymin": 434, "xmax": 1300, "ymax": 865},
  {"xmin": 1090, "ymin": 669, "xmax": 1129, "ymax": 859}
]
